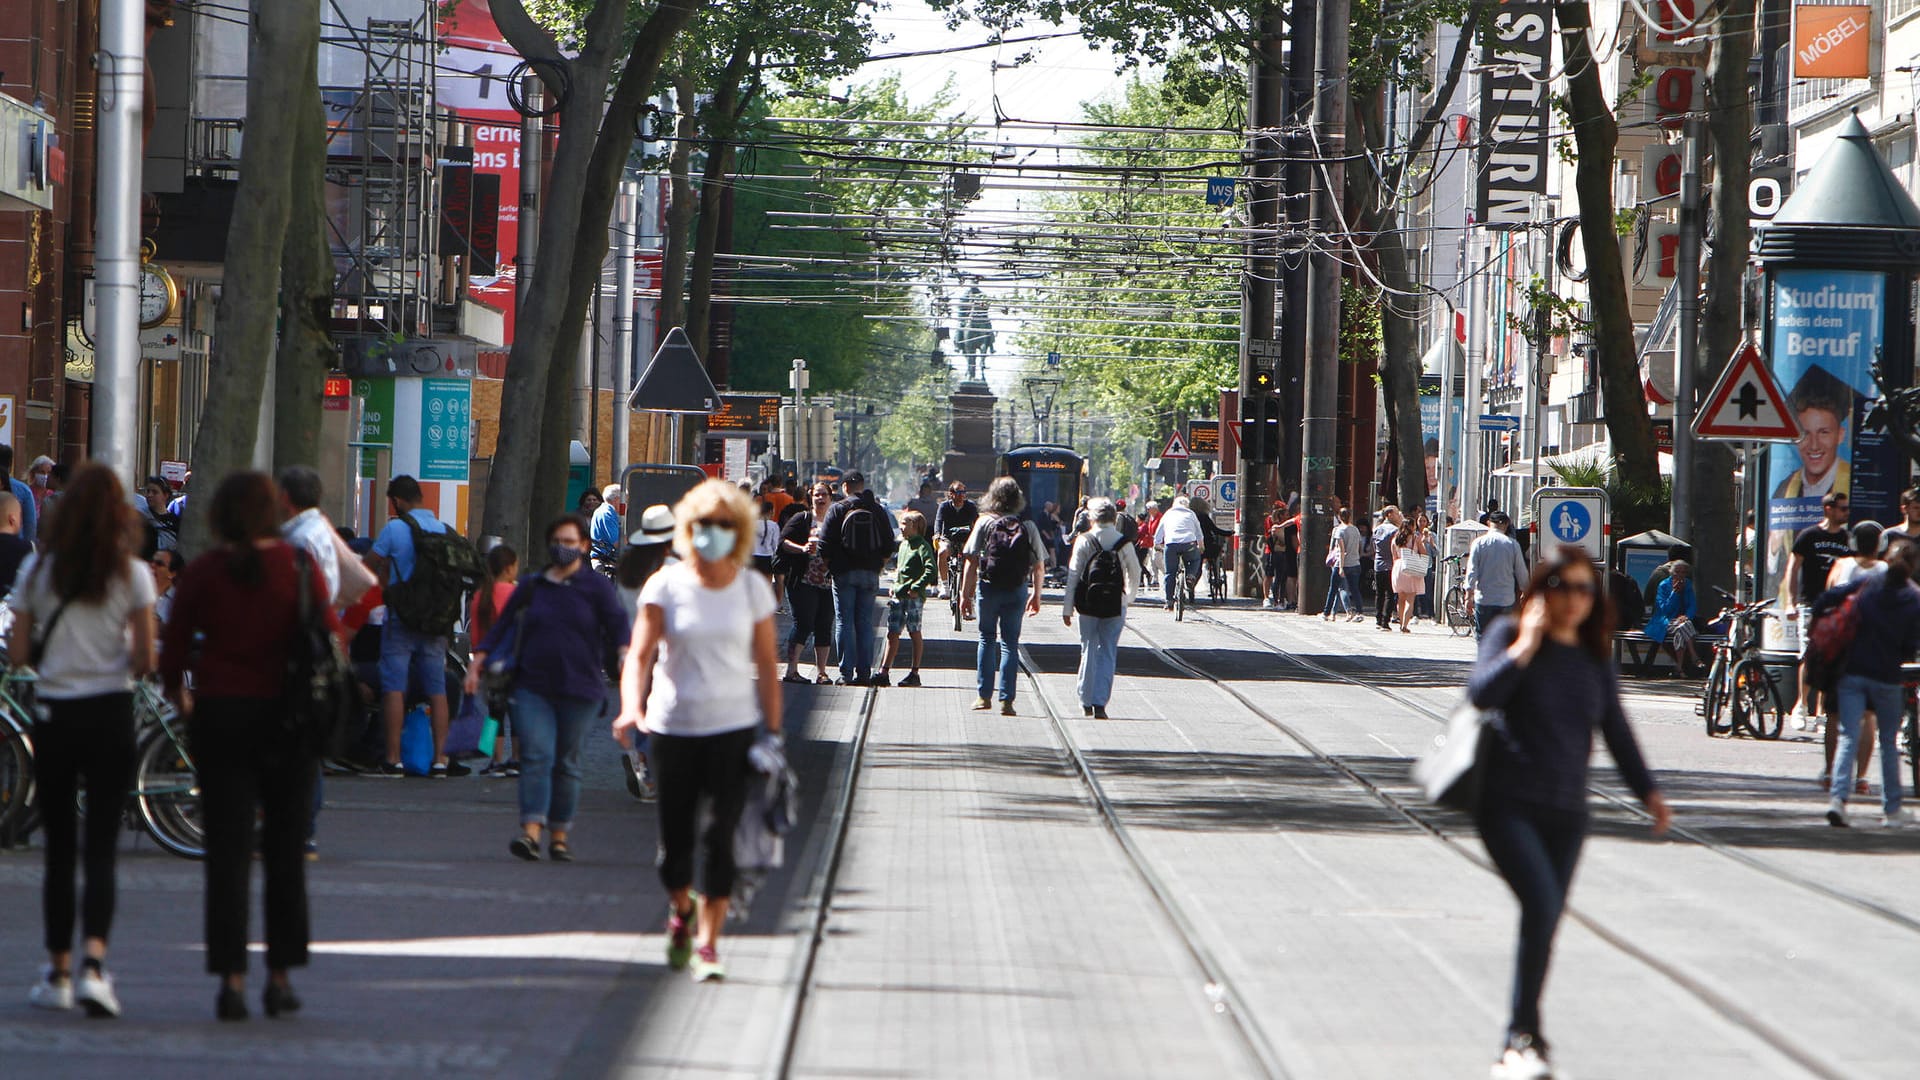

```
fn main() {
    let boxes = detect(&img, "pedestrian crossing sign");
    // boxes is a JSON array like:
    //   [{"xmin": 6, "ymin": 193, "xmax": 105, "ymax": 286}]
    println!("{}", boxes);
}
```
[{"xmin": 1161, "ymin": 430, "xmax": 1190, "ymax": 460}]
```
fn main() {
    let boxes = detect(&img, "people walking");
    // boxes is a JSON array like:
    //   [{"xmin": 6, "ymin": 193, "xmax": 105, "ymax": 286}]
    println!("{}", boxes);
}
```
[
  {"xmin": 1153, "ymin": 495, "xmax": 1205, "ymax": 610},
  {"xmin": 1467, "ymin": 512, "xmax": 1529, "ymax": 639},
  {"xmin": 161, "ymin": 471, "xmax": 341, "ymax": 1021},
  {"xmin": 1063, "ymin": 498, "xmax": 1141, "ymax": 719},
  {"xmin": 779, "ymin": 484, "xmax": 837, "ymax": 685},
  {"xmin": 819, "ymin": 471, "xmax": 895, "ymax": 686},
  {"xmin": 612, "ymin": 506, "xmax": 675, "ymax": 801},
  {"xmin": 1820, "ymin": 522, "xmax": 1888, "ymax": 791},
  {"xmin": 470, "ymin": 543, "xmax": 521, "ymax": 780},
  {"xmin": 1391, "ymin": 515, "xmax": 1431, "ymax": 632},
  {"xmin": 0, "ymin": 491, "xmax": 34, "ymax": 597},
  {"xmin": 1467, "ymin": 544, "xmax": 1670, "ymax": 1079},
  {"xmin": 615, "ymin": 480, "xmax": 781, "ymax": 982},
  {"xmin": 1372, "ymin": 505, "xmax": 1402, "ymax": 630},
  {"xmin": 1323, "ymin": 508, "xmax": 1364, "ymax": 621},
  {"xmin": 13, "ymin": 465, "xmax": 156, "ymax": 1018},
  {"xmin": 465, "ymin": 515, "xmax": 631, "ymax": 861},
  {"xmin": 876, "ymin": 510, "xmax": 935, "ymax": 687},
  {"xmin": 1818, "ymin": 536, "xmax": 1920, "ymax": 827},
  {"xmin": 1784, "ymin": 491, "xmax": 1852, "ymax": 730},
  {"xmin": 960, "ymin": 477, "xmax": 1049, "ymax": 714},
  {"xmin": 0, "ymin": 443, "xmax": 40, "ymax": 544}
]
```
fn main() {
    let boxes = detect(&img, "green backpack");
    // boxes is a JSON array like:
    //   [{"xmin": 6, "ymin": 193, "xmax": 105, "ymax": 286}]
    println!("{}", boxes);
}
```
[{"xmin": 384, "ymin": 514, "xmax": 485, "ymax": 637}]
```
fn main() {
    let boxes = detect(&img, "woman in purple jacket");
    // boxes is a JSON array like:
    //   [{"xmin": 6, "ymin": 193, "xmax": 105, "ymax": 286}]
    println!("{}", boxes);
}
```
[
  {"xmin": 465, "ymin": 514, "xmax": 631, "ymax": 862},
  {"xmin": 1468, "ymin": 544, "xmax": 1672, "ymax": 1080}
]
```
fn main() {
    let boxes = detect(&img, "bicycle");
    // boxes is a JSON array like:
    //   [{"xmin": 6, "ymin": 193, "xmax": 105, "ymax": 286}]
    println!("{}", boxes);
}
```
[
  {"xmin": 1172, "ymin": 559, "xmax": 1189, "ymax": 622},
  {"xmin": 1698, "ymin": 590, "xmax": 1784, "ymax": 740},
  {"xmin": 943, "ymin": 527, "xmax": 971, "ymax": 631},
  {"xmin": 1205, "ymin": 550, "xmax": 1227, "ymax": 602},
  {"xmin": 1440, "ymin": 555, "xmax": 1471, "ymax": 637}
]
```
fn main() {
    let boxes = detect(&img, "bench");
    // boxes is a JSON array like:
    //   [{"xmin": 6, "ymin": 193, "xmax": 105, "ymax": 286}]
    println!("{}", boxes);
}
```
[{"xmin": 1613, "ymin": 629, "xmax": 1726, "ymax": 677}]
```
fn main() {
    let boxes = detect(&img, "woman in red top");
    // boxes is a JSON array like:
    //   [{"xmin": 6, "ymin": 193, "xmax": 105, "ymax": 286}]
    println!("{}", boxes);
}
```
[{"xmin": 161, "ymin": 472, "xmax": 339, "ymax": 1022}]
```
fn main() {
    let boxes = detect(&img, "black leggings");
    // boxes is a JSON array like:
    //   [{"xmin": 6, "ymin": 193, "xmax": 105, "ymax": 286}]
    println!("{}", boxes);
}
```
[
  {"xmin": 650, "ymin": 727, "xmax": 756, "ymax": 899},
  {"xmin": 37, "ymin": 692, "xmax": 136, "ymax": 954},
  {"xmin": 192, "ymin": 697, "xmax": 316, "ymax": 975},
  {"xmin": 788, "ymin": 582, "xmax": 834, "ymax": 650},
  {"xmin": 1477, "ymin": 801, "xmax": 1587, "ymax": 1041}
]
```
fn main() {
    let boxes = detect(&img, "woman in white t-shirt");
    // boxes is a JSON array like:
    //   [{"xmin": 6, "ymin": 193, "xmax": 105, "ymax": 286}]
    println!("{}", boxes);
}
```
[
  {"xmin": 10, "ymin": 465, "xmax": 156, "ymax": 1019},
  {"xmin": 614, "ymin": 480, "xmax": 780, "ymax": 983}
]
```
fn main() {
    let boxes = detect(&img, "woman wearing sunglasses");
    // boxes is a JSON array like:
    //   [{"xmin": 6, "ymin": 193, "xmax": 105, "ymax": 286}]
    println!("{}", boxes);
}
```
[
  {"xmin": 1467, "ymin": 544, "xmax": 1672, "ymax": 1080},
  {"xmin": 615, "ymin": 480, "xmax": 781, "ymax": 982}
]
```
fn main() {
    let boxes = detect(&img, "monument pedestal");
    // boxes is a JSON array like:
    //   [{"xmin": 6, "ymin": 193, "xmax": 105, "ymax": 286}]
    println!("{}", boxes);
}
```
[{"xmin": 944, "ymin": 380, "xmax": 999, "ymax": 491}]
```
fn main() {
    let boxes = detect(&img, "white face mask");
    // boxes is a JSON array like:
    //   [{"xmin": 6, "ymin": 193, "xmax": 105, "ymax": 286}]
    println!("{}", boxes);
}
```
[{"xmin": 691, "ymin": 524, "xmax": 737, "ymax": 561}]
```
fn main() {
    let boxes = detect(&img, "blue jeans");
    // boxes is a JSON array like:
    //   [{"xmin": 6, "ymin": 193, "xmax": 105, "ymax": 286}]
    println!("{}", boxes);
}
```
[
  {"xmin": 1163, "ymin": 543, "xmax": 1201, "ymax": 607},
  {"xmin": 1477, "ymin": 801, "xmax": 1586, "ymax": 1041},
  {"xmin": 1076, "ymin": 614, "xmax": 1125, "ymax": 707},
  {"xmin": 1324, "ymin": 565, "xmax": 1360, "ymax": 614},
  {"xmin": 1474, "ymin": 603, "xmax": 1511, "ymax": 640},
  {"xmin": 833, "ymin": 569, "xmax": 880, "ymax": 681},
  {"xmin": 976, "ymin": 582, "xmax": 1030, "ymax": 702},
  {"xmin": 1832, "ymin": 672, "xmax": 1906, "ymax": 815},
  {"xmin": 510, "ymin": 688, "xmax": 598, "ymax": 830}
]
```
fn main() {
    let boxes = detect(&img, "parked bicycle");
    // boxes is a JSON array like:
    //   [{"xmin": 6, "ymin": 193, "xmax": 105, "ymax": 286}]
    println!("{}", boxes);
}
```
[
  {"xmin": 1440, "ymin": 554, "xmax": 1471, "ymax": 637},
  {"xmin": 1698, "ymin": 588, "xmax": 1785, "ymax": 740}
]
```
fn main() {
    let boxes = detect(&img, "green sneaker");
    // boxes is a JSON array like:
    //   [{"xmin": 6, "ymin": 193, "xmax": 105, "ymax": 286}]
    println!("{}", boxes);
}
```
[
  {"xmin": 690, "ymin": 945, "xmax": 726, "ymax": 982},
  {"xmin": 665, "ymin": 904, "xmax": 695, "ymax": 970}
]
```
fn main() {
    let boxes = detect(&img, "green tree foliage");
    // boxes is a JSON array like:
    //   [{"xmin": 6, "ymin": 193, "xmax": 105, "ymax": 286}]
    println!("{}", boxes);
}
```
[{"xmin": 1009, "ymin": 68, "xmax": 1242, "ymax": 449}]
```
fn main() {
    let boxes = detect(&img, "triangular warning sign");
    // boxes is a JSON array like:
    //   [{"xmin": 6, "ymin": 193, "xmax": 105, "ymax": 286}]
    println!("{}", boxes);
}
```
[
  {"xmin": 629, "ymin": 327, "xmax": 720, "ymax": 413},
  {"xmin": 1694, "ymin": 342, "xmax": 1801, "ymax": 441},
  {"xmin": 1161, "ymin": 429, "xmax": 1190, "ymax": 459}
]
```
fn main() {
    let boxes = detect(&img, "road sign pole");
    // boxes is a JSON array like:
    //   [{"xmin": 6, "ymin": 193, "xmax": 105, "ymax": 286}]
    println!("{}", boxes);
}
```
[{"xmin": 1672, "ymin": 117, "xmax": 1703, "ymax": 542}]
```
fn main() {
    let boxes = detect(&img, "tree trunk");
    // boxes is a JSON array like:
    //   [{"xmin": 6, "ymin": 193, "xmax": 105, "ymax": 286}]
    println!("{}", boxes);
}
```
[
  {"xmin": 1693, "ymin": 0, "xmax": 1756, "ymax": 607},
  {"xmin": 1555, "ymin": 0, "xmax": 1661, "ymax": 523},
  {"xmin": 657, "ymin": 58, "xmax": 698, "ymax": 335},
  {"xmin": 485, "ymin": 0, "xmax": 702, "ymax": 556},
  {"xmin": 686, "ymin": 48, "xmax": 749, "ymax": 364},
  {"xmin": 180, "ymin": 0, "xmax": 320, "ymax": 554},
  {"xmin": 273, "ymin": 60, "xmax": 332, "ymax": 474}
]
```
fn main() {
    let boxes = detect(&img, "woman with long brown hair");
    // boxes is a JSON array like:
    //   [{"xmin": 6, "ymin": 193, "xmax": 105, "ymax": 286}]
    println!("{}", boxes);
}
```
[
  {"xmin": 12, "ymin": 464, "xmax": 156, "ymax": 1018},
  {"xmin": 1467, "ymin": 544, "xmax": 1671, "ymax": 1079},
  {"xmin": 161, "ymin": 472, "xmax": 338, "ymax": 1021}
]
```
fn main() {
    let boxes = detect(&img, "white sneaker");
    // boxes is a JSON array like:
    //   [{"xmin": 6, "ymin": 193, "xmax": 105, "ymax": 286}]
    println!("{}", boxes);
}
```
[
  {"xmin": 1789, "ymin": 706, "xmax": 1809, "ymax": 731},
  {"xmin": 1884, "ymin": 809, "xmax": 1913, "ymax": 829},
  {"xmin": 935, "ymin": 585, "xmax": 951, "ymax": 600},
  {"xmin": 1491, "ymin": 1040, "xmax": 1552, "ymax": 1080},
  {"xmin": 1826, "ymin": 798, "xmax": 1850, "ymax": 828},
  {"xmin": 1259, "ymin": 599, "xmax": 1273, "ymax": 609},
  {"xmin": 29, "ymin": 967, "xmax": 73, "ymax": 1010},
  {"xmin": 75, "ymin": 968, "xmax": 121, "ymax": 1018}
]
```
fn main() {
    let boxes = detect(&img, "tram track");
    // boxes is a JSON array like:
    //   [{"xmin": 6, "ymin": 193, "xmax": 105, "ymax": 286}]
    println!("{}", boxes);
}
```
[{"xmin": 1116, "ymin": 608, "xmax": 1877, "ymax": 1080}]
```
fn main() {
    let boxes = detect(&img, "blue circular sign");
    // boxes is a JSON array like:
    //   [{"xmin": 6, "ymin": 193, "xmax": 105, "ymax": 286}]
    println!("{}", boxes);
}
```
[
  {"xmin": 1218, "ymin": 479, "xmax": 1238, "ymax": 503},
  {"xmin": 1548, "ymin": 500, "xmax": 1592, "ymax": 543}
]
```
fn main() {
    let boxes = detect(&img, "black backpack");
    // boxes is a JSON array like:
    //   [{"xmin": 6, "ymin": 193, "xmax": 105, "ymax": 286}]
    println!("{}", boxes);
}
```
[
  {"xmin": 839, "ymin": 499, "xmax": 889, "ymax": 563},
  {"xmin": 1075, "ymin": 536, "xmax": 1126, "ymax": 617},
  {"xmin": 384, "ymin": 514, "xmax": 485, "ymax": 637},
  {"xmin": 978, "ymin": 514, "xmax": 1034, "ymax": 588}
]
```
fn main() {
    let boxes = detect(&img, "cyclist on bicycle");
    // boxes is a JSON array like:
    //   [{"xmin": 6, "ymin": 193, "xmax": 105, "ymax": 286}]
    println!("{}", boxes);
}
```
[
  {"xmin": 932, "ymin": 482, "xmax": 978, "ymax": 600},
  {"xmin": 589, "ymin": 484, "xmax": 626, "ymax": 576},
  {"xmin": 1153, "ymin": 496, "xmax": 1205, "ymax": 611}
]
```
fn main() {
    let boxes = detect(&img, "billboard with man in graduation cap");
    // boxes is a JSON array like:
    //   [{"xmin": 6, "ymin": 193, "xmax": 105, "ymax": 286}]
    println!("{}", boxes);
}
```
[{"xmin": 1765, "ymin": 267, "xmax": 1905, "ymax": 574}]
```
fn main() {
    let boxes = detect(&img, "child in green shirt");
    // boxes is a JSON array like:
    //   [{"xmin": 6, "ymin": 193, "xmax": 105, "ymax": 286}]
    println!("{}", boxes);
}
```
[{"xmin": 879, "ymin": 510, "xmax": 937, "ymax": 686}]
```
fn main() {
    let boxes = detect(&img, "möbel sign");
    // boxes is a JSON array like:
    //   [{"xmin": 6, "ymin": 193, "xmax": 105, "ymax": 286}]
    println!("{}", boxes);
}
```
[{"xmin": 1793, "ymin": 4, "xmax": 1871, "ymax": 79}]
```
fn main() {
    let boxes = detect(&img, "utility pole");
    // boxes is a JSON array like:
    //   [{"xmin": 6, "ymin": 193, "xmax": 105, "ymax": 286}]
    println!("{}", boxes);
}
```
[
  {"xmin": 515, "ymin": 77, "xmax": 543, "ymax": 315},
  {"xmin": 1299, "ymin": 0, "xmax": 1349, "ymax": 614},
  {"xmin": 1672, "ymin": 116, "xmax": 1703, "ymax": 540},
  {"xmin": 1280, "ymin": 0, "xmax": 1317, "ymax": 493},
  {"xmin": 612, "ymin": 180, "xmax": 638, "ymax": 477},
  {"xmin": 1237, "ymin": 4, "xmax": 1287, "ymax": 594},
  {"xmin": 92, "ymin": 0, "xmax": 146, "ymax": 479}
]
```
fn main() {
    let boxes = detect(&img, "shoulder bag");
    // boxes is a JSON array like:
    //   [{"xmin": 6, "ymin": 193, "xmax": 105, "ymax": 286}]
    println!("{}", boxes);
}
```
[
  {"xmin": 285, "ymin": 551, "xmax": 356, "ymax": 757},
  {"xmin": 1411, "ymin": 700, "xmax": 1494, "ymax": 811}
]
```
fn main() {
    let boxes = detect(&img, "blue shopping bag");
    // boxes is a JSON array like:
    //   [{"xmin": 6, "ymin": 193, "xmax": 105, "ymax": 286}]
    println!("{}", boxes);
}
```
[{"xmin": 400, "ymin": 704, "xmax": 434, "ymax": 776}]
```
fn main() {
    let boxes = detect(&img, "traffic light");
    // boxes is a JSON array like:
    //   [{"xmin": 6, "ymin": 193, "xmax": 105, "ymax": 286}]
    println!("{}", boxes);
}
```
[
  {"xmin": 1241, "ymin": 393, "xmax": 1281, "ymax": 464},
  {"xmin": 1251, "ymin": 366, "xmax": 1276, "ymax": 395}
]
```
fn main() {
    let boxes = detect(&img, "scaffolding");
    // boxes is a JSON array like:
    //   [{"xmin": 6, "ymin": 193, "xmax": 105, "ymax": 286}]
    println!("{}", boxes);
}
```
[{"xmin": 324, "ymin": 5, "xmax": 439, "ymax": 339}]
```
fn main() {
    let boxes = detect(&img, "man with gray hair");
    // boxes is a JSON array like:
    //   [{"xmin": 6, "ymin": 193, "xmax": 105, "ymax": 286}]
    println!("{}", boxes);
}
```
[{"xmin": 1063, "ymin": 497, "xmax": 1141, "ymax": 718}]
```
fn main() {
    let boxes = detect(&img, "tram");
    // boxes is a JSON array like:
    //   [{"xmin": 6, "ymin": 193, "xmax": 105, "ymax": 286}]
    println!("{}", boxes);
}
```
[{"xmin": 997, "ymin": 444, "xmax": 1086, "ymax": 519}]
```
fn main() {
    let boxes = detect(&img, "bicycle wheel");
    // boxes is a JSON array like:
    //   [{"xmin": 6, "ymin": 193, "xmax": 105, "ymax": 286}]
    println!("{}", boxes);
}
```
[
  {"xmin": 0, "ymin": 720, "xmax": 33, "ymax": 841},
  {"xmin": 1174, "ymin": 571, "xmax": 1186, "ymax": 622},
  {"xmin": 1732, "ymin": 659, "xmax": 1784, "ymax": 740},
  {"xmin": 1905, "ymin": 700, "xmax": 1919, "ymax": 798},
  {"xmin": 1701, "ymin": 653, "xmax": 1731, "ymax": 736},
  {"xmin": 134, "ymin": 729, "xmax": 203, "ymax": 860},
  {"xmin": 1444, "ymin": 587, "xmax": 1471, "ymax": 637}
]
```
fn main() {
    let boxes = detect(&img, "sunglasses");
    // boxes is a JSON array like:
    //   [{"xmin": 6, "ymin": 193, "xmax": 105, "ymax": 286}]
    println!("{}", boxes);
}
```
[
  {"xmin": 695, "ymin": 517, "xmax": 733, "ymax": 528},
  {"xmin": 1544, "ymin": 574, "xmax": 1596, "ymax": 596}
]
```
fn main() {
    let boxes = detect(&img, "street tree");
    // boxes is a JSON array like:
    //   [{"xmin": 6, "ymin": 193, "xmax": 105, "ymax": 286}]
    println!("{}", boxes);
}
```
[
  {"xmin": 484, "ymin": 0, "xmax": 703, "ymax": 558},
  {"xmin": 181, "ymin": 0, "xmax": 323, "ymax": 553}
]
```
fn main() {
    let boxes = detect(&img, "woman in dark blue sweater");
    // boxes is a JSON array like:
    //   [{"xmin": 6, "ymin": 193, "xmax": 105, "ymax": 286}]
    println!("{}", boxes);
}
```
[
  {"xmin": 466, "ymin": 515, "xmax": 632, "ymax": 862},
  {"xmin": 1467, "ymin": 544, "xmax": 1671, "ymax": 1080}
]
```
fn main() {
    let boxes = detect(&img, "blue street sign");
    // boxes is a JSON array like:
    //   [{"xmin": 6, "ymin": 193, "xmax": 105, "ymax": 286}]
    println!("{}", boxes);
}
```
[
  {"xmin": 1546, "ymin": 499, "xmax": 1592, "ymax": 544},
  {"xmin": 1205, "ymin": 177, "xmax": 1235, "ymax": 206},
  {"xmin": 1046, "ymin": 351, "xmax": 1061, "ymax": 367},
  {"xmin": 1217, "ymin": 479, "xmax": 1238, "ymax": 504},
  {"xmin": 1478, "ymin": 413, "xmax": 1521, "ymax": 433}
]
